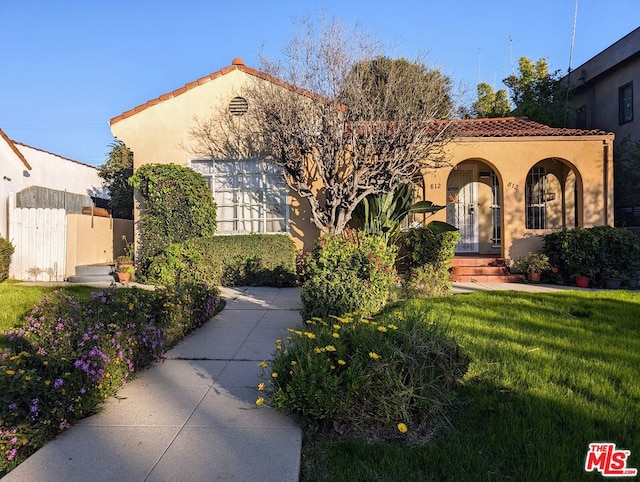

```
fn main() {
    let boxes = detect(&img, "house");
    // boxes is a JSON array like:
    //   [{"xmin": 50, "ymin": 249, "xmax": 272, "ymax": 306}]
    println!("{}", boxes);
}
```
[
  {"xmin": 1, "ymin": 128, "xmax": 131, "ymax": 280},
  {"xmin": 564, "ymin": 27, "xmax": 639, "ymax": 143},
  {"xmin": 110, "ymin": 59, "xmax": 614, "ymax": 266}
]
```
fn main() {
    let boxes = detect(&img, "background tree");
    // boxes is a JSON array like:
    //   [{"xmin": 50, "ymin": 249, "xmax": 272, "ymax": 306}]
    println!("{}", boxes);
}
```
[
  {"xmin": 189, "ymin": 16, "xmax": 456, "ymax": 234},
  {"xmin": 503, "ymin": 57, "xmax": 568, "ymax": 127},
  {"xmin": 98, "ymin": 140, "xmax": 134, "ymax": 219},
  {"xmin": 471, "ymin": 82, "xmax": 511, "ymax": 118}
]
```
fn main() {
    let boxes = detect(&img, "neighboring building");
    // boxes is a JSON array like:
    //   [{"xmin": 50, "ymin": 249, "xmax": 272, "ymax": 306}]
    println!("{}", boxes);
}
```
[
  {"xmin": 111, "ymin": 59, "xmax": 614, "ymax": 262},
  {"xmin": 565, "ymin": 27, "xmax": 639, "ymax": 142},
  {"xmin": 1, "ymin": 128, "xmax": 108, "ymax": 239}
]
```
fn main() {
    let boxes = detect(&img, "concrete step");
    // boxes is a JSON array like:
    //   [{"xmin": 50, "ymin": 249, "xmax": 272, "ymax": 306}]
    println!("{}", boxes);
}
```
[
  {"xmin": 75, "ymin": 264, "xmax": 114, "ymax": 276},
  {"xmin": 451, "ymin": 256, "xmax": 507, "ymax": 268},
  {"xmin": 451, "ymin": 274, "xmax": 524, "ymax": 283},
  {"xmin": 68, "ymin": 274, "xmax": 117, "ymax": 283}
]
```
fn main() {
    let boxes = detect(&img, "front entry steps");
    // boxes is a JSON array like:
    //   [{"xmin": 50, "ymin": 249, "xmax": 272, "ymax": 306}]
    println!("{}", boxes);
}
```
[
  {"xmin": 450, "ymin": 256, "xmax": 524, "ymax": 283},
  {"xmin": 67, "ymin": 263, "xmax": 117, "ymax": 284}
]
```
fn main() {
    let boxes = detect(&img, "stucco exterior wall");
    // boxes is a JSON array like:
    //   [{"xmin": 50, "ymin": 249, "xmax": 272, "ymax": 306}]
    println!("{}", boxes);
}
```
[
  {"xmin": 66, "ymin": 215, "xmax": 133, "ymax": 279},
  {"xmin": 111, "ymin": 69, "xmax": 319, "ymax": 251},
  {"xmin": 421, "ymin": 135, "xmax": 614, "ymax": 261},
  {"xmin": 111, "ymin": 64, "xmax": 614, "ymax": 260}
]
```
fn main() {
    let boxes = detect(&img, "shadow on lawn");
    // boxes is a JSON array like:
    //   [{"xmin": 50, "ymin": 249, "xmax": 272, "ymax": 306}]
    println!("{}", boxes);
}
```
[{"xmin": 323, "ymin": 291, "xmax": 640, "ymax": 482}]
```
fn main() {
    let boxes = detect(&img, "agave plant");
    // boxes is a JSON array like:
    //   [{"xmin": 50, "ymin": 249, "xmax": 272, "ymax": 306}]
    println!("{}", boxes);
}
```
[{"xmin": 353, "ymin": 183, "xmax": 455, "ymax": 244}]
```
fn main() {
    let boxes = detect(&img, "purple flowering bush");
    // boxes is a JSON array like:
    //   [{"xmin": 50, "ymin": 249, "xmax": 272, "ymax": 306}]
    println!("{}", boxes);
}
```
[{"xmin": 0, "ymin": 283, "xmax": 219, "ymax": 474}]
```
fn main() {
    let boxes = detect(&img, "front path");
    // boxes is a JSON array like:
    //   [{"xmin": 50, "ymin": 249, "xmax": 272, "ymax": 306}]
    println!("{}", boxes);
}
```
[{"xmin": 4, "ymin": 287, "xmax": 303, "ymax": 482}]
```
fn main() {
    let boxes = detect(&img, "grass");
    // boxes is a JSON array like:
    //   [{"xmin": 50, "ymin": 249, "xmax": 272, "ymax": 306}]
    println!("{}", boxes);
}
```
[
  {"xmin": 0, "ymin": 282, "xmax": 96, "ymax": 348},
  {"xmin": 301, "ymin": 290, "xmax": 640, "ymax": 481}
]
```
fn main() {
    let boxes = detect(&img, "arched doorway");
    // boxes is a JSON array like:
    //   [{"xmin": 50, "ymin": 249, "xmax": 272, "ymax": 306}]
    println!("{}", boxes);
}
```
[{"xmin": 446, "ymin": 160, "xmax": 502, "ymax": 254}]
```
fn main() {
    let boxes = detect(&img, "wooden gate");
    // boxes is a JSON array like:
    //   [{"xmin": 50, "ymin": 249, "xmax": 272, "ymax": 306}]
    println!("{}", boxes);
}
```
[{"xmin": 8, "ymin": 193, "xmax": 67, "ymax": 281}]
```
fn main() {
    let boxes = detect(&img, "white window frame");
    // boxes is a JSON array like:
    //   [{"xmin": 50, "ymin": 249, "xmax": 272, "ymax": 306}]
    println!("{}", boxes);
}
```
[{"xmin": 190, "ymin": 158, "xmax": 289, "ymax": 235}]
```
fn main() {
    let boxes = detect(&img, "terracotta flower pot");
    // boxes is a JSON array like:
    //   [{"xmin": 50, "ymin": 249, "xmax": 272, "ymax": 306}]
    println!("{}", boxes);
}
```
[
  {"xmin": 527, "ymin": 272, "xmax": 541, "ymax": 283},
  {"xmin": 117, "ymin": 271, "xmax": 131, "ymax": 284},
  {"xmin": 575, "ymin": 276, "xmax": 589, "ymax": 288}
]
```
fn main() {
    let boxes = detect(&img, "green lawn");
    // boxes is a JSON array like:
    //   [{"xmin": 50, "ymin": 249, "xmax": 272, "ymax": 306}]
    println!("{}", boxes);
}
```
[
  {"xmin": 301, "ymin": 290, "xmax": 640, "ymax": 481},
  {"xmin": 0, "ymin": 282, "xmax": 96, "ymax": 348}
]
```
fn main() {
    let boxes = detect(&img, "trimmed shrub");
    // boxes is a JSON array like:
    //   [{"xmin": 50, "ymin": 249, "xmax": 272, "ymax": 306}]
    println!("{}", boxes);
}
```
[
  {"xmin": 400, "ymin": 227, "xmax": 459, "ymax": 297},
  {"xmin": 0, "ymin": 283, "xmax": 219, "ymax": 474},
  {"xmin": 543, "ymin": 226, "xmax": 640, "ymax": 286},
  {"xmin": 129, "ymin": 163, "xmax": 217, "ymax": 278},
  {"xmin": 301, "ymin": 231, "xmax": 396, "ymax": 320},
  {"xmin": 0, "ymin": 238, "xmax": 14, "ymax": 282},
  {"xmin": 263, "ymin": 304, "xmax": 469, "ymax": 442},
  {"xmin": 147, "ymin": 234, "xmax": 297, "ymax": 287}
]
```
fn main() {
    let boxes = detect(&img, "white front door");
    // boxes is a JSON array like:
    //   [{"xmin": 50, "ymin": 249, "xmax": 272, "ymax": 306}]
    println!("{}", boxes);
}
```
[{"xmin": 447, "ymin": 169, "xmax": 479, "ymax": 253}]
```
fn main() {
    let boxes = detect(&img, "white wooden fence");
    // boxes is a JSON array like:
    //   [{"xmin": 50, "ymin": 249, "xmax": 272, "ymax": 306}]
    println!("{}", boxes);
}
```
[{"xmin": 8, "ymin": 193, "xmax": 67, "ymax": 281}]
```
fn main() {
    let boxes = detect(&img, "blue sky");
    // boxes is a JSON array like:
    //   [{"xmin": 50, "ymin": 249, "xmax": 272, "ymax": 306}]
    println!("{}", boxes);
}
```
[{"xmin": 1, "ymin": 0, "xmax": 638, "ymax": 167}]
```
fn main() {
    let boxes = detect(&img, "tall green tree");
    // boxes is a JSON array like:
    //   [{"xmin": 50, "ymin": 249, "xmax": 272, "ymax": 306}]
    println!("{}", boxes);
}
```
[
  {"xmin": 503, "ymin": 57, "xmax": 568, "ymax": 127},
  {"xmin": 340, "ymin": 56, "xmax": 453, "ymax": 120},
  {"xmin": 98, "ymin": 140, "xmax": 134, "ymax": 219},
  {"xmin": 471, "ymin": 82, "xmax": 511, "ymax": 118}
]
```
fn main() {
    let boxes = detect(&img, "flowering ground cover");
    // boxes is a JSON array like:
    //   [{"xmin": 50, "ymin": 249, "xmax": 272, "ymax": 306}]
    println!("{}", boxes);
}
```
[
  {"xmin": 0, "ymin": 283, "xmax": 219, "ymax": 475},
  {"xmin": 300, "ymin": 290, "xmax": 640, "ymax": 481}
]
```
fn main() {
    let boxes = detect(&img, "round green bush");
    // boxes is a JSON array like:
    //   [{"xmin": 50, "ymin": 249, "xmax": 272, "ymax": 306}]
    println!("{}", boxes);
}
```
[
  {"xmin": 264, "ymin": 304, "xmax": 469, "ymax": 442},
  {"xmin": 301, "ymin": 231, "xmax": 396, "ymax": 319}
]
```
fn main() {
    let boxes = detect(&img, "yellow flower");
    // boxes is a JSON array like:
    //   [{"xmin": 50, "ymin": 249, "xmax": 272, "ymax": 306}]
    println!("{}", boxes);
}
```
[
  {"xmin": 330, "ymin": 365, "xmax": 336, "ymax": 370},
  {"xmin": 332, "ymin": 333, "xmax": 340, "ymax": 339},
  {"xmin": 304, "ymin": 332, "xmax": 316, "ymax": 339},
  {"xmin": 25, "ymin": 375, "xmax": 32, "ymax": 381},
  {"xmin": 256, "ymin": 397, "xmax": 264, "ymax": 406},
  {"xmin": 338, "ymin": 359, "xmax": 346, "ymax": 365},
  {"xmin": 128, "ymin": 303, "xmax": 134, "ymax": 311},
  {"xmin": 257, "ymin": 382, "xmax": 265, "ymax": 391},
  {"xmin": 332, "ymin": 324, "xmax": 341, "ymax": 330},
  {"xmin": 258, "ymin": 361, "xmax": 268, "ymax": 368},
  {"xmin": 105, "ymin": 372, "xmax": 111, "ymax": 378},
  {"xmin": 397, "ymin": 423, "xmax": 408, "ymax": 433},
  {"xmin": 325, "ymin": 345, "xmax": 336, "ymax": 352},
  {"xmin": 271, "ymin": 372, "xmax": 278, "ymax": 378},
  {"xmin": 377, "ymin": 326, "xmax": 388, "ymax": 332},
  {"xmin": 368, "ymin": 352, "xmax": 380, "ymax": 360},
  {"xmin": 45, "ymin": 380, "xmax": 51, "ymax": 386},
  {"xmin": 314, "ymin": 347, "xmax": 323, "ymax": 354},
  {"xmin": 5, "ymin": 370, "xmax": 15, "ymax": 376},
  {"xmin": 387, "ymin": 324, "xmax": 398, "ymax": 330},
  {"xmin": 290, "ymin": 360, "xmax": 298, "ymax": 366},
  {"xmin": 275, "ymin": 339, "xmax": 282, "ymax": 344}
]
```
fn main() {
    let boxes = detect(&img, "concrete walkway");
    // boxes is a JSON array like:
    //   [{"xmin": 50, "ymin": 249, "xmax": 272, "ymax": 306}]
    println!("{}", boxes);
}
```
[
  {"xmin": 4, "ymin": 281, "xmax": 592, "ymax": 481},
  {"xmin": 3, "ymin": 287, "xmax": 303, "ymax": 482}
]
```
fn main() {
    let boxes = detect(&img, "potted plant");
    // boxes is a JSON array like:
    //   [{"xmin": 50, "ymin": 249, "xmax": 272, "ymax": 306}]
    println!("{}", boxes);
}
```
[
  {"xmin": 116, "ymin": 265, "xmax": 135, "ymax": 284},
  {"xmin": 513, "ymin": 252, "xmax": 551, "ymax": 283},
  {"xmin": 602, "ymin": 269, "xmax": 624, "ymax": 289}
]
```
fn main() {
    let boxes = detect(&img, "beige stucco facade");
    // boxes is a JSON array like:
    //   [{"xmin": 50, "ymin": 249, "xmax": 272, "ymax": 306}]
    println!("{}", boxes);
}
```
[
  {"xmin": 419, "ymin": 133, "xmax": 613, "ymax": 261},
  {"xmin": 111, "ymin": 59, "xmax": 614, "ymax": 259}
]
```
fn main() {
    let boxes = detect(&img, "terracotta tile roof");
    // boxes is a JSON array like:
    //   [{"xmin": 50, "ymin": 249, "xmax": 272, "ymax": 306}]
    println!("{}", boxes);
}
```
[
  {"xmin": 109, "ymin": 58, "xmax": 322, "ymax": 125},
  {"xmin": 0, "ymin": 127, "xmax": 32, "ymax": 170},
  {"xmin": 443, "ymin": 117, "xmax": 612, "ymax": 138}
]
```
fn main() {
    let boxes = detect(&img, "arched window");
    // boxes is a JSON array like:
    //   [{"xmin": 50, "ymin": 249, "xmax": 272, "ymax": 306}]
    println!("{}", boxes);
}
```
[{"xmin": 526, "ymin": 167, "xmax": 547, "ymax": 229}]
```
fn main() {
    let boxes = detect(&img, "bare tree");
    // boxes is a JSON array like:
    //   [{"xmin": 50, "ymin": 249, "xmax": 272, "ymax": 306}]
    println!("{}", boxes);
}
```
[{"xmin": 189, "ymin": 16, "xmax": 455, "ymax": 234}]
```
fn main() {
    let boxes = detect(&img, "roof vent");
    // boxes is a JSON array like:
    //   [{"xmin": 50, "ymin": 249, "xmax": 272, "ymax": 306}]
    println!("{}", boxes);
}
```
[{"xmin": 229, "ymin": 96, "xmax": 248, "ymax": 116}]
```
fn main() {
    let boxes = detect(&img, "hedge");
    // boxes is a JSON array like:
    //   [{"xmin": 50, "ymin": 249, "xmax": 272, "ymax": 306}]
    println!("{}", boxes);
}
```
[
  {"xmin": 146, "ymin": 234, "xmax": 297, "ymax": 287},
  {"xmin": 0, "ymin": 238, "xmax": 14, "ymax": 282}
]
